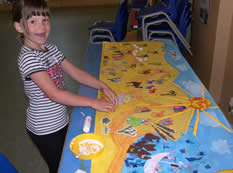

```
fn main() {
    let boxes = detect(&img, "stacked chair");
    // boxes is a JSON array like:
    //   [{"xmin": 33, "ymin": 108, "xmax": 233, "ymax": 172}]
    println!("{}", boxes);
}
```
[
  {"xmin": 88, "ymin": 0, "xmax": 129, "ymax": 44},
  {"xmin": 130, "ymin": 0, "xmax": 148, "ymax": 9},
  {"xmin": 136, "ymin": 0, "xmax": 192, "ymax": 56}
]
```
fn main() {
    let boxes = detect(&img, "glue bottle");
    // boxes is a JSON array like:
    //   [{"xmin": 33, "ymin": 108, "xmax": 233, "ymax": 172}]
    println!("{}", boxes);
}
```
[
  {"xmin": 75, "ymin": 169, "xmax": 86, "ymax": 173},
  {"xmin": 83, "ymin": 116, "xmax": 92, "ymax": 133}
]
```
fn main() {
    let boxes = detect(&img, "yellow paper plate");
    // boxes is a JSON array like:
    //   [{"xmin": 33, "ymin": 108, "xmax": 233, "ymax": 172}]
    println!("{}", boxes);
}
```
[{"xmin": 69, "ymin": 133, "xmax": 104, "ymax": 160}]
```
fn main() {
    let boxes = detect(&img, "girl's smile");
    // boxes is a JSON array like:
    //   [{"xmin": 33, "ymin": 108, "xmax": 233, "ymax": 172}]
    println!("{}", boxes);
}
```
[{"xmin": 35, "ymin": 32, "xmax": 47, "ymax": 37}]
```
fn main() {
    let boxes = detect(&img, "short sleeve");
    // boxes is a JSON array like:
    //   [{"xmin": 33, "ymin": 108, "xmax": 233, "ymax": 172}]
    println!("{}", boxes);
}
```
[{"xmin": 18, "ymin": 52, "xmax": 46, "ymax": 80}]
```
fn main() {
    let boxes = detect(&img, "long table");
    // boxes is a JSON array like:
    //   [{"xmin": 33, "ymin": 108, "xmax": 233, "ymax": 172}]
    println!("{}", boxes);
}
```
[{"xmin": 59, "ymin": 41, "xmax": 233, "ymax": 173}]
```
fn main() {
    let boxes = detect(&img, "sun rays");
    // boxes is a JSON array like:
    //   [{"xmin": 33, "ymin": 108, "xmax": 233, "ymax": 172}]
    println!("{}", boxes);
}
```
[{"xmin": 152, "ymin": 84, "xmax": 233, "ymax": 136}]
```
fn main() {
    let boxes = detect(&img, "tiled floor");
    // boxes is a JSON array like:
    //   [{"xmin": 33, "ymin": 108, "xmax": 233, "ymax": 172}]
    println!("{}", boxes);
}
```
[{"xmin": 0, "ymin": 6, "xmax": 117, "ymax": 173}]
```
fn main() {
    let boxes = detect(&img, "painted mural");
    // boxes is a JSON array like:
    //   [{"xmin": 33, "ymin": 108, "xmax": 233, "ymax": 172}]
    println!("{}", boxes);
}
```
[{"xmin": 91, "ymin": 41, "xmax": 233, "ymax": 173}]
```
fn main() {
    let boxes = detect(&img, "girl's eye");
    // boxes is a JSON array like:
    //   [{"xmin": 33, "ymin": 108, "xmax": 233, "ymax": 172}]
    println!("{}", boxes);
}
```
[
  {"xmin": 43, "ymin": 18, "xmax": 49, "ymax": 23},
  {"xmin": 29, "ymin": 20, "xmax": 35, "ymax": 24}
]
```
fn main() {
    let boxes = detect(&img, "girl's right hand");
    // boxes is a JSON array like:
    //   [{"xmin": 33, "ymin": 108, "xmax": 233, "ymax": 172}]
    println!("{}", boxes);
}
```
[{"xmin": 91, "ymin": 99, "xmax": 115, "ymax": 112}]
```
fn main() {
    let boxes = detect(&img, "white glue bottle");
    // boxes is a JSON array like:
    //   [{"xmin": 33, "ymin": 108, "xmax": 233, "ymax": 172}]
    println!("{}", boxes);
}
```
[
  {"xmin": 75, "ymin": 169, "xmax": 87, "ymax": 173},
  {"xmin": 83, "ymin": 116, "xmax": 92, "ymax": 133}
]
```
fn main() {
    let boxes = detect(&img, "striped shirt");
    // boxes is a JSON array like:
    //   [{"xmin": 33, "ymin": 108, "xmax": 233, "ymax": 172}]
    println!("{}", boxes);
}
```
[{"xmin": 18, "ymin": 43, "xmax": 69, "ymax": 135}]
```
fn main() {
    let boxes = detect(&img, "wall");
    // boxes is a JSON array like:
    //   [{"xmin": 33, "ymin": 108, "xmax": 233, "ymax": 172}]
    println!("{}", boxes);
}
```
[
  {"xmin": 191, "ymin": 0, "xmax": 220, "ymax": 88},
  {"xmin": 219, "ymin": 15, "xmax": 233, "ymax": 116},
  {"xmin": 209, "ymin": 0, "xmax": 233, "ymax": 103},
  {"xmin": 191, "ymin": 0, "xmax": 233, "ymax": 124},
  {"xmin": 47, "ymin": 0, "xmax": 119, "ymax": 8},
  {"xmin": 0, "ymin": 0, "xmax": 120, "ymax": 10}
]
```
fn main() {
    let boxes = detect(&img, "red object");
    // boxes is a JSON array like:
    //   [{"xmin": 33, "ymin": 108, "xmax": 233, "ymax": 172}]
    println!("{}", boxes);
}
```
[{"xmin": 131, "ymin": 9, "xmax": 138, "ymax": 28}]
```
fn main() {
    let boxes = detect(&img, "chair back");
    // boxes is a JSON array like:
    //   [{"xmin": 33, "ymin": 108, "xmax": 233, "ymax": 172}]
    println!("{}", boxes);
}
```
[
  {"xmin": 131, "ymin": 0, "xmax": 148, "ymax": 9},
  {"xmin": 163, "ymin": 0, "xmax": 177, "ymax": 20},
  {"xmin": 176, "ymin": 0, "xmax": 189, "ymax": 23},
  {"xmin": 137, "ymin": 0, "xmax": 175, "ymax": 16},
  {"xmin": 0, "ymin": 153, "xmax": 18, "ymax": 173},
  {"xmin": 113, "ymin": 0, "xmax": 129, "ymax": 41},
  {"xmin": 177, "ymin": 1, "xmax": 191, "ymax": 52},
  {"xmin": 177, "ymin": 0, "xmax": 190, "ymax": 36},
  {"xmin": 175, "ymin": 0, "xmax": 182, "ymax": 11},
  {"xmin": 149, "ymin": 0, "xmax": 177, "ymax": 20}
]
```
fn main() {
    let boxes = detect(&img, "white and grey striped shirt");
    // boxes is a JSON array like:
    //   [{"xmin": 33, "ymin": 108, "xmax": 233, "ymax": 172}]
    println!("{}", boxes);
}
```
[{"xmin": 18, "ymin": 43, "xmax": 68, "ymax": 135}]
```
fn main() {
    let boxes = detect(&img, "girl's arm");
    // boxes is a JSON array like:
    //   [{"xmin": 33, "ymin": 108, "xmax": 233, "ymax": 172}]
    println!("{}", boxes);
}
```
[
  {"xmin": 30, "ymin": 71, "xmax": 115, "ymax": 112},
  {"xmin": 61, "ymin": 58, "xmax": 118, "ymax": 106}
]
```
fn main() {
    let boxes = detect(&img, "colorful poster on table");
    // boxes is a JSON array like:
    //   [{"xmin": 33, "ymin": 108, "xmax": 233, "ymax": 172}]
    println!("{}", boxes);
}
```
[{"xmin": 91, "ymin": 41, "xmax": 233, "ymax": 173}]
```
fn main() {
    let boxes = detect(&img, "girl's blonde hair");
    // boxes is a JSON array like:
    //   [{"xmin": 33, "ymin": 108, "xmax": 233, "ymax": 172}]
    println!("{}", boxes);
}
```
[{"xmin": 12, "ymin": 0, "xmax": 50, "ymax": 42}]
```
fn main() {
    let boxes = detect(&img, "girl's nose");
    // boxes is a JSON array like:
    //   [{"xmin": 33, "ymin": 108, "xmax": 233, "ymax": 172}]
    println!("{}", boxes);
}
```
[{"xmin": 38, "ymin": 21, "xmax": 47, "ymax": 31}]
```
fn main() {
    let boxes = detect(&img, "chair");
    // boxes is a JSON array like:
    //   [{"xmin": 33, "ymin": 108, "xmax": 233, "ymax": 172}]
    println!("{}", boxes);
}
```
[
  {"xmin": 88, "ymin": 0, "xmax": 129, "ymax": 43},
  {"xmin": 145, "ymin": 0, "xmax": 190, "ymax": 40},
  {"xmin": 136, "ymin": 0, "xmax": 177, "ymax": 40},
  {"xmin": 0, "ymin": 153, "xmax": 18, "ymax": 173},
  {"xmin": 90, "ymin": 34, "xmax": 114, "ymax": 44},
  {"xmin": 136, "ymin": 0, "xmax": 176, "ymax": 19},
  {"xmin": 130, "ymin": 0, "xmax": 148, "ymax": 9},
  {"xmin": 148, "ymin": 30, "xmax": 178, "ymax": 47},
  {"xmin": 147, "ymin": 0, "xmax": 192, "ymax": 55}
]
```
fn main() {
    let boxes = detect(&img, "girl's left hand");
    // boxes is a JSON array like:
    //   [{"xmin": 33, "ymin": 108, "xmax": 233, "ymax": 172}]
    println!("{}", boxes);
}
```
[{"xmin": 102, "ymin": 86, "xmax": 118, "ymax": 110}]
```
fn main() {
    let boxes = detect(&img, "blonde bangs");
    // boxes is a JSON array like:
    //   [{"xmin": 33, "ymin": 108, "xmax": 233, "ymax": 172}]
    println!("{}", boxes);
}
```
[{"xmin": 22, "ymin": 6, "xmax": 50, "ymax": 21}]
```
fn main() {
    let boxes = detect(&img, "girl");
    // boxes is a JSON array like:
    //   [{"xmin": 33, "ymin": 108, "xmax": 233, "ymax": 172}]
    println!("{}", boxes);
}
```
[{"xmin": 12, "ymin": 0, "xmax": 118, "ymax": 172}]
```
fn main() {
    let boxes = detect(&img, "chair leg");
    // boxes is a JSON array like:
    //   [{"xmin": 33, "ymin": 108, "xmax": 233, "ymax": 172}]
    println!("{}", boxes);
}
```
[
  {"xmin": 145, "ymin": 19, "xmax": 191, "ymax": 50},
  {"xmin": 148, "ymin": 31, "xmax": 178, "ymax": 48},
  {"xmin": 148, "ymin": 30, "xmax": 192, "ymax": 56},
  {"xmin": 89, "ymin": 28, "xmax": 116, "ymax": 43}
]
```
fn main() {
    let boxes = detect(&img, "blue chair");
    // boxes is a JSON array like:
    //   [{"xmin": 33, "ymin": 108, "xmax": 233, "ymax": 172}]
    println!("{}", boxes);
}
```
[
  {"xmin": 148, "ymin": 30, "xmax": 178, "ymax": 46},
  {"xmin": 146, "ymin": 0, "xmax": 190, "ymax": 39},
  {"xmin": 147, "ymin": 0, "xmax": 192, "ymax": 55},
  {"xmin": 176, "ymin": 2, "xmax": 192, "ymax": 52},
  {"xmin": 88, "ymin": 0, "xmax": 129, "ymax": 43},
  {"xmin": 135, "ymin": 0, "xmax": 177, "ymax": 41},
  {"xmin": 136, "ymin": 0, "xmax": 176, "ymax": 19},
  {"xmin": 130, "ymin": 0, "xmax": 148, "ymax": 9},
  {"xmin": 90, "ymin": 34, "xmax": 115, "ymax": 44},
  {"xmin": 0, "ymin": 153, "xmax": 18, "ymax": 173}
]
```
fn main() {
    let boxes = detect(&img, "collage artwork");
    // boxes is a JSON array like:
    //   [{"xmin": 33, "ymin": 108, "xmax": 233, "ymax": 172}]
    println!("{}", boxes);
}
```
[{"xmin": 91, "ymin": 41, "xmax": 233, "ymax": 173}]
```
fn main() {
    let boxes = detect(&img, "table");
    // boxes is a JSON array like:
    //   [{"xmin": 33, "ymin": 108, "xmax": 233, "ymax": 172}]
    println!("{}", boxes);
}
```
[{"xmin": 59, "ymin": 41, "xmax": 233, "ymax": 173}]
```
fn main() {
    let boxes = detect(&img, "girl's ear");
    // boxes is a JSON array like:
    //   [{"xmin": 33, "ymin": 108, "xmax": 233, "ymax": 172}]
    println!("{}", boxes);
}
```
[{"xmin": 14, "ymin": 22, "xmax": 24, "ymax": 33}]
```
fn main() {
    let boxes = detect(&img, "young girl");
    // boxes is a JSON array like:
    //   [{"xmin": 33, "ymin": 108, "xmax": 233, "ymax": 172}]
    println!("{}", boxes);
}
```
[{"xmin": 12, "ymin": 0, "xmax": 118, "ymax": 172}]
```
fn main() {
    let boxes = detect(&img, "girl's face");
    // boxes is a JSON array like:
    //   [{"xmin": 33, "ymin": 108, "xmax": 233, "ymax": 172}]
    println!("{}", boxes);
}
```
[{"xmin": 15, "ymin": 14, "xmax": 50, "ymax": 50}]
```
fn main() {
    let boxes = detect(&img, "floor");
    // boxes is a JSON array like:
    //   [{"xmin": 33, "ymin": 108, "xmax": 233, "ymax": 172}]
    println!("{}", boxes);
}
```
[{"xmin": 0, "ymin": 6, "xmax": 117, "ymax": 173}]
